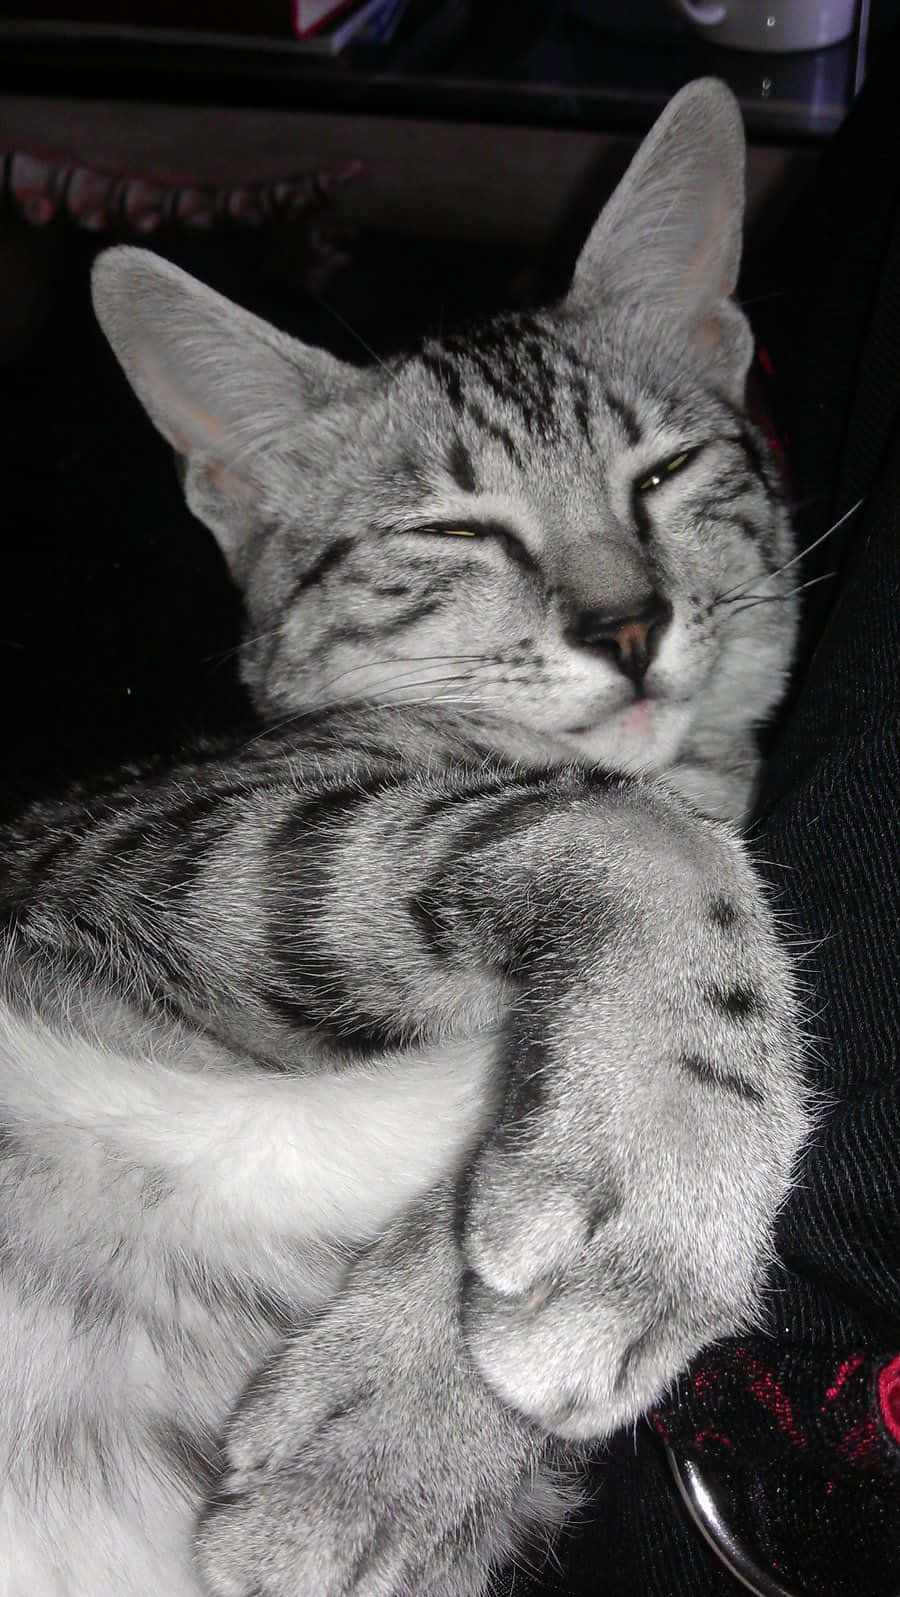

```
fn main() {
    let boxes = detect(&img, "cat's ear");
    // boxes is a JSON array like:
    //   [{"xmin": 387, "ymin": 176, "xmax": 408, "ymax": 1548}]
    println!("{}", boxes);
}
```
[
  {"xmin": 567, "ymin": 79, "xmax": 752, "ymax": 402},
  {"xmin": 92, "ymin": 247, "xmax": 359, "ymax": 571}
]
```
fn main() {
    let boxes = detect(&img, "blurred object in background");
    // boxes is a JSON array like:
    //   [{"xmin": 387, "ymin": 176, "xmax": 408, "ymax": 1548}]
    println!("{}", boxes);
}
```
[
  {"xmin": 0, "ymin": 0, "xmax": 426, "ymax": 53},
  {"xmin": 667, "ymin": 0, "xmax": 858, "ymax": 53}
]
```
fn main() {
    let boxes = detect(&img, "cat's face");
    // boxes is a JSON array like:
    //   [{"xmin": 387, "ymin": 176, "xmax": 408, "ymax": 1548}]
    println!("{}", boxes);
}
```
[
  {"xmin": 92, "ymin": 80, "xmax": 795, "ymax": 779},
  {"xmin": 236, "ymin": 304, "xmax": 792, "ymax": 775}
]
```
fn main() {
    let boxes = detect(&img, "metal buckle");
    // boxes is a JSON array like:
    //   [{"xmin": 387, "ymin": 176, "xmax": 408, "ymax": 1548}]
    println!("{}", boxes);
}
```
[{"xmin": 665, "ymin": 1444, "xmax": 803, "ymax": 1597}]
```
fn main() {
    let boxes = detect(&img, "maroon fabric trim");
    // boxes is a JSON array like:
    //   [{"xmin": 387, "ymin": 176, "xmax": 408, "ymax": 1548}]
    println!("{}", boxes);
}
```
[
  {"xmin": 650, "ymin": 1339, "xmax": 900, "ymax": 1597},
  {"xmin": 877, "ymin": 1352, "xmax": 900, "ymax": 1447}
]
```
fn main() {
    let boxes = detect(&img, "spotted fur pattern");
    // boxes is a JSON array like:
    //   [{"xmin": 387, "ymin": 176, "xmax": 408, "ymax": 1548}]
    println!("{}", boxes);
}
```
[{"xmin": 0, "ymin": 82, "xmax": 807, "ymax": 1596}]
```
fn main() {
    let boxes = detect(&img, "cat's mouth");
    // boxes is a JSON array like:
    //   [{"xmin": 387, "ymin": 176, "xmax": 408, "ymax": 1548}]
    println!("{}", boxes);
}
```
[
  {"xmin": 560, "ymin": 697, "xmax": 693, "ymax": 772},
  {"xmin": 566, "ymin": 698, "xmax": 652, "ymax": 736},
  {"xmin": 566, "ymin": 695, "xmax": 660, "ymax": 738}
]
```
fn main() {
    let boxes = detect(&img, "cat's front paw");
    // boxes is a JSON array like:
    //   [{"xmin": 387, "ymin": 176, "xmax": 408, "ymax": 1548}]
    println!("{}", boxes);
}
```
[
  {"xmin": 196, "ymin": 1197, "xmax": 576, "ymax": 1597},
  {"xmin": 461, "ymin": 1124, "xmax": 760, "ymax": 1442},
  {"xmin": 460, "ymin": 809, "xmax": 808, "ymax": 1440}
]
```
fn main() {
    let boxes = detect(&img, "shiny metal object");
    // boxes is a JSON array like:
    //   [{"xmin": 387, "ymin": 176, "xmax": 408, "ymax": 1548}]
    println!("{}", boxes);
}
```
[{"xmin": 665, "ymin": 1445, "xmax": 803, "ymax": 1597}]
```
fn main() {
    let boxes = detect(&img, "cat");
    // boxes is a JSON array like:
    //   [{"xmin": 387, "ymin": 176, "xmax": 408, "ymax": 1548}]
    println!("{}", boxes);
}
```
[{"xmin": 0, "ymin": 79, "xmax": 808, "ymax": 1597}]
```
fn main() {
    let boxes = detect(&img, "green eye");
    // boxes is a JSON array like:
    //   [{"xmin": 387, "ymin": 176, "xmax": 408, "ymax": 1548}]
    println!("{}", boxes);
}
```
[{"xmin": 637, "ymin": 450, "xmax": 694, "ymax": 494}]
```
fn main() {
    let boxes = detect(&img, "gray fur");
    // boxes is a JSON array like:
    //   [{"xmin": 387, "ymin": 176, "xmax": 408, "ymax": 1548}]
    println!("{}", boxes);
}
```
[{"xmin": 0, "ymin": 80, "xmax": 808, "ymax": 1596}]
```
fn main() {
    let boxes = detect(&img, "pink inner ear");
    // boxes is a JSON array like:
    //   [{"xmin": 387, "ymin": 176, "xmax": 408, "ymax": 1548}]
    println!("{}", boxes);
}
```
[
  {"xmin": 693, "ymin": 313, "xmax": 726, "ymax": 358},
  {"xmin": 190, "ymin": 453, "xmax": 258, "ymax": 528},
  {"xmin": 170, "ymin": 404, "xmax": 227, "ymax": 458},
  {"xmin": 139, "ymin": 346, "xmax": 230, "ymax": 458},
  {"xmin": 676, "ymin": 183, "xmax": 737, "ymax": 313}
]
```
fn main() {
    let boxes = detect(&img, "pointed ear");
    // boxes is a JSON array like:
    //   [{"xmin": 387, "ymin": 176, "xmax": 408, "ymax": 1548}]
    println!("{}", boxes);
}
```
[
  {"xmin": 92, "ymin": 247, "xmax": 358, "ymax": 571},
  {"xmin": 567, "ymin": 79, "xmax": 752, "ymax": 402}
]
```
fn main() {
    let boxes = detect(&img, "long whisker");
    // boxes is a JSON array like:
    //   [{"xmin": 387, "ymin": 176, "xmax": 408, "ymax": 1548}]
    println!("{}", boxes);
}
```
[
  {"xmin": 715, "ymin": 571, "xmax": 836, "ymax": 614},
  {"xmin": 713, "ymin": 497, "xmax": 864, "ymax": 606},
  {"xmin": 240, "ymin": 710, "xmax": 315, "ymax": 748},
  {"xmin": 312, "ymin": 296, "xmax": 438, "ymax": 453},
  {"xmin": 766, "ymin": 497, "xmax": 864, "ymax": 581},
  {"xmin": 204, "ymin": 623, "xmax": 286, "ymax": 668},
  {"xmin": 726, "ymin": 573, "xmax": 837, "ymax": 622},
  {"xmin": 363, "ymin": 693, "xmax": 472, "ymax": 712},
  {"xmin": 312, "ymin": 651, "xmax": 496, "ymax": 701},
  {"xmin": 239, "ymin": 670, "xmax": 481, "ymax": 749},
  {"xmin": 240, "ymin": 698, "xmax": 380, "ymax": 749},
  {"xmin": 322, "ymin": 669, "xmax": 476, "ymax": 701}
]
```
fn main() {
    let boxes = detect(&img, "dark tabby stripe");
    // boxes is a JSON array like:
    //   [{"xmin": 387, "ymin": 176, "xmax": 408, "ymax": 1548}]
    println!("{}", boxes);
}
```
[
  {"xmin": 154, "ymin": 1419, "xmax": 221, "ymax": 1496},
  {"xmin": 680, "ymin": 1052, "xmax": 764, "ymax": 1106},
  {"xmin": 571, "ymin": 371, "xmax": 592, "ymax": 444},
  {"xmin": 604, "ymin": 389, "xmax": 643, "ymax": 447},
  {"xmin": 447, "ymin": 435, "xmax": 478, "ymax": 493},
  {"xmin": 442, "ymin": 792, "xmax": 555, "ymax": 870},
  {"xmin": 427, "ymin": 317, "xmax": 567, "ymax": 443},
  {"xmin": 314, "ymin": 595, "xmax": 451, "ymax": 657},
  {"xmin": 286, "ymin": 537, "xmax": 355, "ymax": 605},
  {"xmin": 421, "ymin": 351, "xmax": 464, "ymax": 412},
  {"xmin": 264, "ymin": 782, "xmax": 411, "ymax": 1052},
  {"xmin": 463, "ymin": 399, "xmax": 523, "ymax": 468},
  {"xmin": 706, "ymin": 983, "xmax": 761, "ymax": 1019},
  {"xmin": 708, "ymin": 897, "xmax": 740, "ymax": 929},
  {"xmin": 630, "ymin": 483, "xmax": 653, "ymax": 548}
]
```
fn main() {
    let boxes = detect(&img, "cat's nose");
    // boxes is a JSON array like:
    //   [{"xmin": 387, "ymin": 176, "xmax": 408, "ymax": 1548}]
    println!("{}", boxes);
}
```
[{"xmin": 570, "ymin": 594, "xmax": 672, "ymax": 686}]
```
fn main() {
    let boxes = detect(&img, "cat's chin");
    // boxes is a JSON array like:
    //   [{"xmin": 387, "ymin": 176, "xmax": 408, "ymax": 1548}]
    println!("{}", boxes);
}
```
[
  {"xmin": 463, "ymin": 700, "xmax": 693, "ymax": 776},
  {"xmin": 560, "ymin": 698, "xmax": 693, "ymax": 775}
]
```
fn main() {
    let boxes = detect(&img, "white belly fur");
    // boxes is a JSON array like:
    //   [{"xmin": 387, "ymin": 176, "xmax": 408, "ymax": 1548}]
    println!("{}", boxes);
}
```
[{"xmin": 0, "ymin": 1003, "xmax": 500, "ymax": 1593}]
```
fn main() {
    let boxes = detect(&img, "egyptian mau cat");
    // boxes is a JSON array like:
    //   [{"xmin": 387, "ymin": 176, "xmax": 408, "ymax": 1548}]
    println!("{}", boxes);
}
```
[{"xmin": 0, "ymin": 81, "xmax": 807, "ymax": 1596}]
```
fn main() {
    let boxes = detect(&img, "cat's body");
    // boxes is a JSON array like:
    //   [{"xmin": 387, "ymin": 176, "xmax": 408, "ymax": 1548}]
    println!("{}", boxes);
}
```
[{"xmin": 0, "ymin": 82, "xmax": 808, "ymax": 1597}]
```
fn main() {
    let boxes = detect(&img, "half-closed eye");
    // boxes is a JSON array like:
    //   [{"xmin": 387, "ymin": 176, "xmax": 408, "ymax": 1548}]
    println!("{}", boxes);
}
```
[
  {"xmin": 636, "ymin": 446, "xmax": 703, "ymax": 495},
  {"xmin": 403, "ymin": 520, "xmax": 539, "ymax": 573},
  {"xmin": 418, "ymin": 526, "xmax": 478, "ymax": 537}
]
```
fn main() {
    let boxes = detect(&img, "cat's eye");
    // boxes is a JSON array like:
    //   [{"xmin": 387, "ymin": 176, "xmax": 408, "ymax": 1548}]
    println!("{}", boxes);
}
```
[
  {"xmin": 636, "ymin": 449, "xmax": 697, "ymax": 494},
  {"xmin": 406, "ymin": 519, "xmax": 537, "ymax": 572},
  {"xmin": 423, "ymin": 526, "xmax": 477, "ymax": 537}
]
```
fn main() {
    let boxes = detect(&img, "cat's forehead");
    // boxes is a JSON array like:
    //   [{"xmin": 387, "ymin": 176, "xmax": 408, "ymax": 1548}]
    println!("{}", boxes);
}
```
[{"xmin": 387, "ymin": 307, "xmax": 720, "ymax": 487}]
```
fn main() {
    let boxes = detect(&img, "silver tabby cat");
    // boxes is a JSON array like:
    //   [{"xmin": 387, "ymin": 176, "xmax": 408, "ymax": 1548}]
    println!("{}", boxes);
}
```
[{"xmin": 0, "ymin": 81, "xmax": 807, "ymax": 1596}]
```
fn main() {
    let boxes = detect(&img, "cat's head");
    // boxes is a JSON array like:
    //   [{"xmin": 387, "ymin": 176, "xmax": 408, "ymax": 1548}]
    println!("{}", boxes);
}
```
[{"xmin": 93, "ymin": 79, "xmax": 794, "ymax": 781}]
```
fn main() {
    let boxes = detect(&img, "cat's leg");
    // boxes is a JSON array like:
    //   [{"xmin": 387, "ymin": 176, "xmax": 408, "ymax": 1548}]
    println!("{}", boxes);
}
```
[
  {"xmin": 196, "ymin": 1187, "xmax": 577, "ymax": 1597},
  {"xmin": 458, "ymin": 787, "xmax": 806, "ymax": 1440},
  {"xmin": 193, "ymin": 768, "xmax": 806, "ymax": 1597}
]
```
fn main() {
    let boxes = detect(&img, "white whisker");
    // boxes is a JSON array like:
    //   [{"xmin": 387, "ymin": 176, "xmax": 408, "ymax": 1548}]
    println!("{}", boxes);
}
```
[
  {"xmin": 724, "ymin": 571, "xmax": 837, "ymax": 620},
  {"xmin": 312, "ymin": 296, "xmax": 438, "ymax": 453},
  {"xmin": 713, "ymin": 498, "xmax": 863, "ymax": 606}
]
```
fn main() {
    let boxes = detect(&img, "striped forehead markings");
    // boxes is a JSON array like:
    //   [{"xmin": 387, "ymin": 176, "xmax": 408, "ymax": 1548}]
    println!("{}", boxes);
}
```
[
  {"xmin": 446, "ymin": 435, "xmax": 478, "ymax": 493},
  {"xmin": 421, "ymin": 315, "xmax": 584, "ymax": 447},
  {"xmin": 602, "ymin": 389, "xmax": 643, "ymax": 447},
  {"xmin": 421, "ymin": 316, "xmax": 653, "ymax": 464}
]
